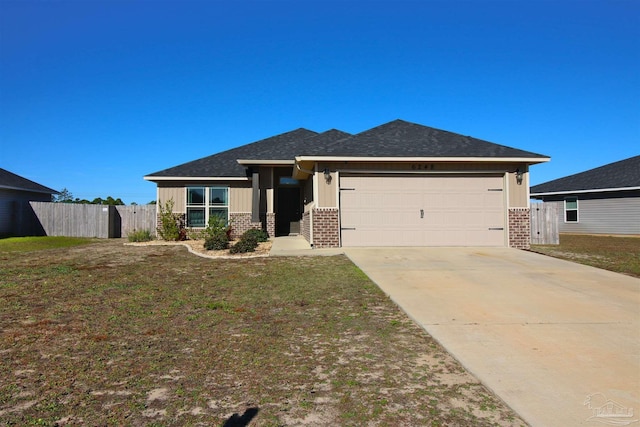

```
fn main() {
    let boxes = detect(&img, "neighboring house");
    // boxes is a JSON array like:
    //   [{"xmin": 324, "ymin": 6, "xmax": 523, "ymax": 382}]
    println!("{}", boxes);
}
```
[
  {"xmin": 144, "ymin": 119, "xmax": 549, "ymax": 248},
  {"xmin": 0, "ymin": 168, "xmax": 59, "ymax": 236},
  {"xmin": 530, "ymin": 155, "xmax": 640, "ymax": 235}
]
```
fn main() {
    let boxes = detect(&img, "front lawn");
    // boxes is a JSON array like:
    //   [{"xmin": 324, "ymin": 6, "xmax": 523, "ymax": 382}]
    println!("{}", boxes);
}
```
[
  {"xmin": 531, "ymin": 234, "xmax": 640, "ymax": 278},
  {"xmin": 0, "ymin": 236, "xmax": 97, "ymax": 253},
  {"xmin": 0, "ymin": 240, "xmax": 525, "ymax": 426}
]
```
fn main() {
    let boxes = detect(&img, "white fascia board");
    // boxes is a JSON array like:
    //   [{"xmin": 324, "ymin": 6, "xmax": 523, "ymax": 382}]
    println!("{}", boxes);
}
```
[
  {"xmin": 295, "ymin": 156, "xmax": 550, "ymax": 164},
  {"xmin": 143, "ymin": 176, "xmax": 248, "ymax": 182},
  {"xmin": 531, "ymin": 186, "xmax": 640, "ymax": 197},
  {"xmin": 236, "ymin": 159, "xmax": 294, "ymax": 165}
]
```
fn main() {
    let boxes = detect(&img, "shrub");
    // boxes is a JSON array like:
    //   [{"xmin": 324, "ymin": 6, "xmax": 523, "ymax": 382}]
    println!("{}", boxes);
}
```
[
  {"xmin": 229, "ymin": 234, "xmax": 258, "ymax": 254},
  {"xmin": 204, "ymin": 232, "xmax": 229, "ymax": 251},
  {"xmin": 157, "ymin": 199, "xmax": 185, "ymax": 241},
  {"xmin": 242, "ymin": 228, "xmax": 269, "ymax": 243},
  {"xmin": 128, "ymin": 229, "xmax": 153, "ymax": 242},
  {"xmin": 204, "ymin": 216, "xmax": 229, "ymax": 239}
]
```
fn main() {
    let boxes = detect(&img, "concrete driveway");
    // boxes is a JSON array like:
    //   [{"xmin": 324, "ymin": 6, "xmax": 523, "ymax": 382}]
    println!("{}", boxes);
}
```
[{"xmin": 344, "ymin": 247, "xmax": 640, "ymax": 427}]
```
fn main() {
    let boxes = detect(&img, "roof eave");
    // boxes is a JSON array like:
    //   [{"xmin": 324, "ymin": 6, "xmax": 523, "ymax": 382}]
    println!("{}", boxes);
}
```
[
  {"xmin": 236, "ymin": 159, "xmax": 295, "ymax": 166},
  {"xmin": 295, "ymin": 156, "xmax": 550, "ymax": 164},
  {"xmin": 0, "ymin": 185, "xmax": 59, "ymax": 194},
  {"xmin": 531, "ymin": 186, "xmax": 640, "ymax": 197},
  {"xmin": 144, "ymin": 176, "xmax": 248, "ymax": 182}
]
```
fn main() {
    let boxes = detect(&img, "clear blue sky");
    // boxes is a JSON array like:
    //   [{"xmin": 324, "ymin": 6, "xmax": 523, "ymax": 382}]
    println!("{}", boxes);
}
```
[{"xmin": 1, "ymin": 0, "xmax": 638, "ymax": 204}]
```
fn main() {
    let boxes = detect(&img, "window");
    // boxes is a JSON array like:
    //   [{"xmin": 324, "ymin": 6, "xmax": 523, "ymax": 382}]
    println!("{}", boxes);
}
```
[
  {"xmin": 564, "ymin": 197, "xmax": 578, "ymax": 222},
  {"xmin": 187, "ymin": 186, "xmax": 228, "ymax": 227}
]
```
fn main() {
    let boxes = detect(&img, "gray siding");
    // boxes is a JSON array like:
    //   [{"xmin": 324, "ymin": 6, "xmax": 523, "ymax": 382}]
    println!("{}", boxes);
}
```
[
  {"xmin": 548, "ymin": 195, "xmax": 640, "ymax": 235},
  {"xmin": 0, "ymin": 189, "xmax": 52, "ymax": 236}
]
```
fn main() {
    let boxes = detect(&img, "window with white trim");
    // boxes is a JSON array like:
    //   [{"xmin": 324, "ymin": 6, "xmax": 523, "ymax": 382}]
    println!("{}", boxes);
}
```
[
  {"xmin": 564, "ymin": 197, "xmax": 578, "ymax": 222},
  {"xmin": 186, "ymin": 186, "xmax": 229, "ymax": 227}
]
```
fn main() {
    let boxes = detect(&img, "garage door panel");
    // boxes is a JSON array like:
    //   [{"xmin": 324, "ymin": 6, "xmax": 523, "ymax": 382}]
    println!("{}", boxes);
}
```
[{"xmin": 340, "ymin": 175, "xmax": 505, "ymax": 247}]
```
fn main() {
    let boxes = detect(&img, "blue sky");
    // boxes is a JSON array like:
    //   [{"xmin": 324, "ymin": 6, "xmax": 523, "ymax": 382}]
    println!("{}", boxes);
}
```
[{"xmin": 1, "ymin": 0, "xmax": 638, "ymax": 204}]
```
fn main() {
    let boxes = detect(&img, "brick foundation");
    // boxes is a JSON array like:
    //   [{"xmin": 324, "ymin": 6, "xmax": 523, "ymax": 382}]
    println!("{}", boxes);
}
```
[
  {"xmin": 235, "ymin": 212, "xmax": 275, "ymax": 239},
  {"xmin": 508, "ymin": 208, "xmax": 530, "ymax": 249},
  {"xmin": 312, "ymin": 208, "xmax": 340, "ymax": 248},
  {"xmin": 264, "ymin": 213, "xmax": 275, "ymax": 239}
]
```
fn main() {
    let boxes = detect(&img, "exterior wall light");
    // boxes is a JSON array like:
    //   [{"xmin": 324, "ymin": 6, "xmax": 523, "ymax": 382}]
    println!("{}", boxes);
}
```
[
  {"xmin": 323, "ymin": 168, "xmax": 332, "ymax": 184},
  {"xmin": 515, "ymin": 168, "xmax": 524, "ymax": 185}
]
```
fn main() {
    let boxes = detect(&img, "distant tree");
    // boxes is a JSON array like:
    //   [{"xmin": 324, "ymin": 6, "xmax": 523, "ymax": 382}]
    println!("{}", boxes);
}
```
[
  {"xmin": 103, "ymin": 196, "xmax": 124, "ymax": 205},
  {"xmin": 52, "ymin": 189, "xmax": 126, "ymax": 205},
  {"xmin": 148, "ymin": 200, "xmax": 157, "ymax": 205},
  {"xmin": 131, "ymin": 202, "xmax": 138, "ymax": 206},
  {"xmin": 53, "ymin": 188, "xmax": 74, "ymax": 203}
]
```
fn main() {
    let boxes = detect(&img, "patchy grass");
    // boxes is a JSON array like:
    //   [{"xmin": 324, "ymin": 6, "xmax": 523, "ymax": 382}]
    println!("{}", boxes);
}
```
[
  {"xmin": 531, "ymin": 234, "xmax": 640, "ymax": 278},
  {"xmin": 0, "ymin": 236, "xmax": 97, "ymax": 253},
  {"xmin": 0, "ymin": 240, "xmax": 527, "ymax": 426}
]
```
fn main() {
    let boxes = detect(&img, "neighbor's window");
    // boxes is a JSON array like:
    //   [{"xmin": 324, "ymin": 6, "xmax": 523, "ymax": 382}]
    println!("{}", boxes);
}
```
[
  {"xmin": 564, "ymin": 197, "xmax": 578, "ymax": 222},
  {"xmin": 186, "ymin": 186, "xmax": 229, "ymax": 227}
]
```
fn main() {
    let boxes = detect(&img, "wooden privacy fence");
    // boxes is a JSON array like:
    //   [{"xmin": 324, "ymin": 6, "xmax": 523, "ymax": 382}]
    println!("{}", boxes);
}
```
[
  {"xmin": 530, "ymin": 202, "xmax": 559, "ymax": 245},
  {"xmin": 21, "ymin": 202, "xmax": 156, "ymax": 238}
]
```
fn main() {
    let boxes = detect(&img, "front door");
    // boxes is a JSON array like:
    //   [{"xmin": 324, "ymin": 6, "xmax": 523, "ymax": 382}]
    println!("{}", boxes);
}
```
[{"xmin": 276, "ymin": 187, "xmax": 301, "ymax": 236}]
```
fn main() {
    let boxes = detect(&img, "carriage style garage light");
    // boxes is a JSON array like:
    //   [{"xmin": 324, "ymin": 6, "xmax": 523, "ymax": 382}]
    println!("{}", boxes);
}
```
[
  {"xmin": 323, "ymin": 168, "xmax": 332, "ymax": 184},
  {"xmin": 515, "ymin": 168, "xmax": 524, "ymax": 185}
]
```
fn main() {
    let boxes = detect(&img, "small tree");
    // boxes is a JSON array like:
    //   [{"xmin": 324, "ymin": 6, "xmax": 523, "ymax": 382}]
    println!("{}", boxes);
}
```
[
  {"xmin": 157, "ymin": 199, "xmax": 185, "ymax": 241},
  {"xmin": 53, "ymin": 188, "xmax": 74, "ymax": 203}
]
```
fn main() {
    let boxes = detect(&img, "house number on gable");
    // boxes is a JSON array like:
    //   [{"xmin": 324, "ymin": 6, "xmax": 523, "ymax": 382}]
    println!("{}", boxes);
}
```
[{"xmin": 411, "ymin": 164, "xmax": 434, "ymax": 170}]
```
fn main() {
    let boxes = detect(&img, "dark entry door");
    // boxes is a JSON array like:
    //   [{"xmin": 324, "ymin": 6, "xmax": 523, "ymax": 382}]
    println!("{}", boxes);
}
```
[{"xmin": 276, "ymin": 187, "xmax": 301, "ymax": 236}]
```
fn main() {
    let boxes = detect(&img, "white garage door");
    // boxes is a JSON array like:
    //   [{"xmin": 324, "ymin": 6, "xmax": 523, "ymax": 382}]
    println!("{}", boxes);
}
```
[{"xmin": 340, "ymin": 175, "xmax": 505, "ymax": 247}]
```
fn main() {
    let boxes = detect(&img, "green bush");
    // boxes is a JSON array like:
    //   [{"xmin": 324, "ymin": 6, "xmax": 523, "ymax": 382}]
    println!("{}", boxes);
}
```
[
  {"xmin": 157, "ymin": 199, "xmax": 185, "ymax": 241},
  {"xmin": 242, "ymin": 228, "xmax": 269, "ymax": 242},
  {"xmin": 204, "ymin": 232, "xmax": 229, "ymax": 251},
  {"xmin": 229, "ymin": 234, "xmax": 258, "ymax": 254},
  {"xmin": 204, "ymin": 216, "xmax": 230, "ymax": 239},
  {"xmin": 128, "ymin": 229, "xmax": 153, "ymax": 242}
]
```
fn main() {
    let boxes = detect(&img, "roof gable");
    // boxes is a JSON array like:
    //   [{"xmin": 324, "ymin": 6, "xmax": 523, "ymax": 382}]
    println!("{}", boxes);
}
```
[
  {"xmin": 531, "ymin": 155, "xmax": 640, "ymax": 194},
  {"xmin": 307, "ymin": 119, "xmax": 548, "ymax": 159},
  {"xmin": 0, "ymin": 168, "xmax": 58, "ymax": 194}
]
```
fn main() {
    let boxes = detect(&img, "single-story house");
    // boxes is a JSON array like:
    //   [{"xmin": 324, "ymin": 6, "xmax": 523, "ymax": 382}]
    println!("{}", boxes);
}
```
[
  {"xmin": 144, "ymin": 119, "xmax": 549, "ymax": 248},
  {"xmin": 0, "ymin": 168, "xmax": 59, "ymax": 237},
  {"xmin": 530, "ymin": 155, "xmax": 640, "ymax": 235}
]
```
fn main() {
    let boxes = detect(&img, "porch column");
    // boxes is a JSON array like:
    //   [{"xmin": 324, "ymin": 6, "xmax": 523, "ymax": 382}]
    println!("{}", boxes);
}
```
[{"xmin": 252, "ymin": 169, "xmax": 260, "ymax": 223}]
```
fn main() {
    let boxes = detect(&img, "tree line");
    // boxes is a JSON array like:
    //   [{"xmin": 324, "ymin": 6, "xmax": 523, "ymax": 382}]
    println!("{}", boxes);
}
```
[{"xmin": 52, "ymin": 188, "xmax": 156, "ymax": 206}]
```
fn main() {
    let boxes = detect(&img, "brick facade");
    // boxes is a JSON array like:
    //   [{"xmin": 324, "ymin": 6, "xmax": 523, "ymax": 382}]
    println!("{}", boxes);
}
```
[
  {"xmin": 312, "ymin": 208, "xmax": 340, "ymax": 248},
  {"xmin": 508, "ymin": 208, "xmax": 530, "ymax": 249},
  {"xmin": 228, "ymin": 213, "xmax": 260, "ymax": 240},
  {"xmin": 264, "ymin": 213, "xmax": 276, "ymax": 239}
]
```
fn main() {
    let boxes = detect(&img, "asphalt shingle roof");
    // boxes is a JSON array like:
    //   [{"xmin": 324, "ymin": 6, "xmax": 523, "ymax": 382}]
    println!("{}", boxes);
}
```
[
  {"xmin": 531, "ymin": 155, "xmax": 640, "ymax": 194},
  {"xmin": 304, "ymin": 119, "xmax": 548, "ymax": 158},
  {"xmin": 146, "ymin": 119, "xmax": 548, "ymax": 179},
  {"xmin": 0, "ymin": 168, "xmax": 58, "ymax": 194},
  {"xmin": 146, "ymin": 128, "xmax": 319, "ymax": 178}
]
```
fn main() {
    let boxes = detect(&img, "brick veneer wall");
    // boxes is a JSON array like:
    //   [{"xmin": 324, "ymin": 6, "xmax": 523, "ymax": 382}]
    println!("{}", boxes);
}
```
[
  {"xmin": 509, "ymin": 208, "xmax": 530, "ymax": 249},
  {"xmin": 312, "ymin": 208, "xmax": 340, "ymax": 248},
  {"xmin": 265, "ymin": 213, "xmax": 275, "ymax": 239},
  {"xmin": 302, "ymin": 210, "xmax": 311, "ymax": 244},
  {"xmin": 229, "ymin": 213, "xmax": 263, "ymax": 240}
]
